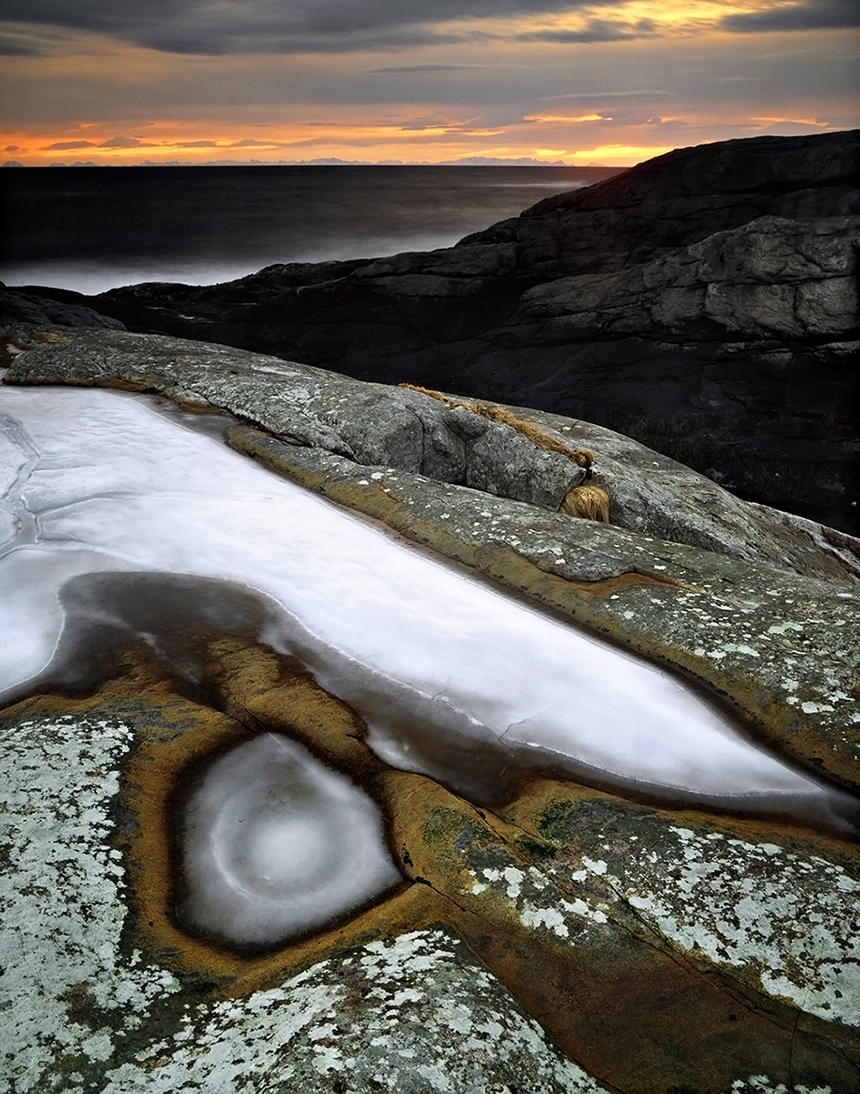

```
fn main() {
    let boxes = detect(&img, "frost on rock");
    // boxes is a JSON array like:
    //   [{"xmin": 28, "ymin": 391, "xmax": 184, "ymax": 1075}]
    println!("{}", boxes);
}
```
[
  {"xmin": 101, "ymin": 929, "xmax": 606, "ymax": 1094},
  {"xmin": 0, "ymin": 712, "xmax": 182, "ymax": 1093}
]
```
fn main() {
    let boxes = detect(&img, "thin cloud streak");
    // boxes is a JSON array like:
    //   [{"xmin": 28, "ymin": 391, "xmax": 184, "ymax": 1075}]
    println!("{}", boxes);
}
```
[{"xmin": 722, "ymin": 0, "xmax": 860, "ymax": 32}]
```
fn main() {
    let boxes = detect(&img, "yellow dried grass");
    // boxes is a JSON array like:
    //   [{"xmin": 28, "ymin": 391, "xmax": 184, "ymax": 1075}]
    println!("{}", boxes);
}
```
[
  {"xmin": 398, "ymin": 383, "xmax": 594, "ymax": 469},
  {"xmin": 558, "ymin": 484, "xmax": 610, "ymax": 522}
]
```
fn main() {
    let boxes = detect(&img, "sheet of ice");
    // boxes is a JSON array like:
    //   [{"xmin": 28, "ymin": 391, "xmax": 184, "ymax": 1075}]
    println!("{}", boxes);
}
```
[
  {"xmin": 180, "ymin": 733, "xmax": 402, "ymax": 946},
  {"xmin": 0, "ymin": 383, "xmax": 850, "ymax": 818}
]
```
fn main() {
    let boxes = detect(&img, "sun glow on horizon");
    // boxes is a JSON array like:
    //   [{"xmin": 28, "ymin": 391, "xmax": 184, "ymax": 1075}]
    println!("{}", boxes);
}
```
[{"xmin": 1, "ymin": 3, "xmax": 856, "ymax": 168}]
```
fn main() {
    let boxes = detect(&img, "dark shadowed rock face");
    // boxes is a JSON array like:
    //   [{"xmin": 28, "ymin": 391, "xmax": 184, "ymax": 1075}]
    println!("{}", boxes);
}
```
[
  {"xmin": 0, "ymin": 287, "xmax": 125, "ymax": 331},
  {"xmin": 4, "ymin": 130, "xmax": 859, "ymax": 531}
]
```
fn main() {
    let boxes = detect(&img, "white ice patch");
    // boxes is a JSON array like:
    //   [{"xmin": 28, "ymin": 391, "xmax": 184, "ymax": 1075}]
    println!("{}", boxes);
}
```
[
  {"xmin": 0, "ymin": 384, "xmax": 844, "ymax": 811},
  {"xmin": 180, "ymin": 733, "xmax": 402, "ymax": 946}
]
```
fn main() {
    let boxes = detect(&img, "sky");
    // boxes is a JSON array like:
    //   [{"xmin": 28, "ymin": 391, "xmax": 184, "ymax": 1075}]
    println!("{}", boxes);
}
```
[{"xmin": 1, "ymin": 0, "xmax": 858, "ymax": 167}]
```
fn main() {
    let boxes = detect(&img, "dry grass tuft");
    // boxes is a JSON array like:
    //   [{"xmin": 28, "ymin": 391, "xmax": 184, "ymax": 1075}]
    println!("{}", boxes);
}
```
[
  {"xmin": 398, "ymin": 383, "xmax": 594, "ymax": 469},
  {"xmin": 558, "ymin": 485, "xmax": 610, "ymax": 522},
  {"xmin": 398, "ymin": 383, "xmax": 456, "ymax": 406},
  {"xmin": 463, "ymin": 403, "xmax": 594, "ymax": 468}
]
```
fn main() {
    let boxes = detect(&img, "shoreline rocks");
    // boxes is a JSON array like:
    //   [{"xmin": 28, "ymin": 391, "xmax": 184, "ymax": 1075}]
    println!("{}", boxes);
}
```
[{"xmin": 5, "ymin": 129, "xmax": 856, "ymax": 531}]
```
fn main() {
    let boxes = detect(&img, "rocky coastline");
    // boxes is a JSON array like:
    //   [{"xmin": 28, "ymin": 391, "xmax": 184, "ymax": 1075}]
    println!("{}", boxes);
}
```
[
  {"xmin": 2, "ymin": 132, "xmax": 859, "ymax": 1093},
  {"xmin": 4, "ymin": 128, "xmax": 858, "ymax": 532}
]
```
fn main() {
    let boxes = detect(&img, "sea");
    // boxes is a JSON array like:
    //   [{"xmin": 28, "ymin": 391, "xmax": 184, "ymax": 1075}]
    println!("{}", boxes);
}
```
[{"xmin": 1, "ymin": 165, "xmax": 620, "ymax": 295}]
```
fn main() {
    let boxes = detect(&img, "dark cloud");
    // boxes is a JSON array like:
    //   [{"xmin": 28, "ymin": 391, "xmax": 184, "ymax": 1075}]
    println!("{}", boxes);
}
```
[
  {"xmin": 177, "ymin": 139, "xmax": 218, "ymax": 147},
  {"xmin": 539, "ymin": 90, "xmax": 677, "ymax": 100},
  {"xmin": 517, "ymin": 19, "xmax": 655, "ymax": 43},
  {"xmin": 98, "ymin": 135, "xmax": 142, "ymax": 147},
  {"xmin": 0, "ymin": 37, "xmax": 44, "ymax": 55},
  {"xmin": 44, "ymin": 140, "xmax": 97, "ymax": 149},
  {"xmin": 230, "ymin": 138, "xmax": 274, "ymax": 147},
  {"xmin": 1, "ymin": 1, "xmax": 603, "ymax": 55},
  {"xmin": 721, "ymin": 0, "xmax": 860, "ymax": 32}
]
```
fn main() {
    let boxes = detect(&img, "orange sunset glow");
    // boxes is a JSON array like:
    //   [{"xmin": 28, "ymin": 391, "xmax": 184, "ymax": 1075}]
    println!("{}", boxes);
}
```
[{"xmin": 1, "ymin": 0, "xmax": 857, "ymax": 166}]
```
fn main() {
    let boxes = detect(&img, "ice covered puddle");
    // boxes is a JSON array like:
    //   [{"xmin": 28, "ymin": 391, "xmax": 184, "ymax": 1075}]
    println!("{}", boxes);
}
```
[
  {"xmin": 180, "ymin": 733, "xmax": 401, "ymax": 946},
  {"xmin": 0, "ymin": 384, "xmax": 847, "ymax": 818}
]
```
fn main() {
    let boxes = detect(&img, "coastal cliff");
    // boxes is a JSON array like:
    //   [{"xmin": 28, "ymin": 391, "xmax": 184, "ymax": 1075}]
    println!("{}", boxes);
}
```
[{"xmin": 2, "ymin": 134, "xmax": 860, "ymax": 1093}]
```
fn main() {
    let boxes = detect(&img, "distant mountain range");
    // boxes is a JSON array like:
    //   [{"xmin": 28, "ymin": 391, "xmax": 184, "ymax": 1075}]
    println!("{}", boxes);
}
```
[{"xmin": 3, "ymin": 155, "xmax": 577, "ymax": 168}]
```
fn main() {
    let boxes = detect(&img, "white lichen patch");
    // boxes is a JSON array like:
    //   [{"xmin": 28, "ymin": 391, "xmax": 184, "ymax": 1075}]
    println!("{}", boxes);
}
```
[
  {"xmin": 728, "ymin": 1078, "xmax": 831, "ymax": 1094},
  {"xmin": 0, "ymin": 712, "xmax": 181, "ymax": 1092},
  {"xmin": 472, "ymin": 862, "xmax": 615, "ymax": 940},
  {"xmin": 100, "ymin": 929, "xmax": 608, "ymax": 1093},
  {"xmin": 610, "ymin": 825, "xmax": 860, "ymax": 1026},
  {"xmin": 0, "ymin": 708, "xmax": 608, "ymax": 1091}
]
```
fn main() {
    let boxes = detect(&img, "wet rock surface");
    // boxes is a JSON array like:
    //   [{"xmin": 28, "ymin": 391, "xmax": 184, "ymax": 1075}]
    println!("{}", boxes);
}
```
[
  {"xmin": 6, "ymin": 129, "xmax": 857, "ymax": 531},
  {"xmin": 2, "ymin": 329, "xmax": 859, "ymax": 1091}
]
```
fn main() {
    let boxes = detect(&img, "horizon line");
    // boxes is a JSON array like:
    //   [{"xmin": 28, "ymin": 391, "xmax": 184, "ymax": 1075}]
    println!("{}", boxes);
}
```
[{"xmin": 2, "ymin": 157, "xmax": 628, "ymax": 169}]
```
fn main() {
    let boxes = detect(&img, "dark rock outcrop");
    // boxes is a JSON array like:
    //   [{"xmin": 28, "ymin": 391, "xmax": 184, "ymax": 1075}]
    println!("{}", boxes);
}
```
[
  {"xmin": 7, "ymin": 130, "xmax": 860, "ymax": 531},
  {"xmin": 0, "ymin": 286, "xmax": 125, "ymax": 332}
]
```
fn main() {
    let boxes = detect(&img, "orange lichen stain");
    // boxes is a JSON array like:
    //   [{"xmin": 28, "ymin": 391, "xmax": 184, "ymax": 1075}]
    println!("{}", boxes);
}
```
[
  {"xmin": 112, "ymin": 659, "xmax": 452, "ymax": 998},
  {"xmin": 501, "ymin": 776, "xmax": 860, "ymax": 862},
  {"xmin": 489, "ymin": 542, "xmax": 682, "ymax": 605},
  {"xmin": 377, "ymin": 765, "xmax": 832, "ymax": 1094},
  {"xmin": 9, "ymin": 655, "xmax": 445, "ymax": 1000}
]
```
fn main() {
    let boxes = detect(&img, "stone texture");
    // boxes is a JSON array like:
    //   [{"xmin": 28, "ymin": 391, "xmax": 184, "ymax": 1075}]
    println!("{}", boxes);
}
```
[
  {"xmin": 2, "ymin": 655, "xmax": 857, "ymax": 1093},
  {"xmin": 0, "ymin": 702, "xmax": 603, "ymax": 1094},
  {"xmin": 2, "ymin": 325, "xmax": 860, "ymax": 1093},
  {"xmin": 511, "ymin": 216, "xmax": 859, "ymax": 342},
  {"xmin": 4, "ymin": 327, "xmax": 859, "ymax": 584}
]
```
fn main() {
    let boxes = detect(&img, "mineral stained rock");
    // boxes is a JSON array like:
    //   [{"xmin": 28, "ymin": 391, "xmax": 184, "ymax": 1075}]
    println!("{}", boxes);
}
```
[
  {"xmin": 0, "ymin": 703, "xmax": 602, "ymax": 1094},
  {"xmin": 1, "ymin": 327, "xmax": 859, "ymax": 1092},
  {"xmin": 6, "ymin": 129, "xmax": 856, "ymax": 530}
]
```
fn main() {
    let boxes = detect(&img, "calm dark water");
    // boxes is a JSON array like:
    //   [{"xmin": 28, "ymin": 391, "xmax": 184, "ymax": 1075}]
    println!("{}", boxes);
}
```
[{"xmin": 1, "ymin": 165, "xmax": 619, "ymax": 294}]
